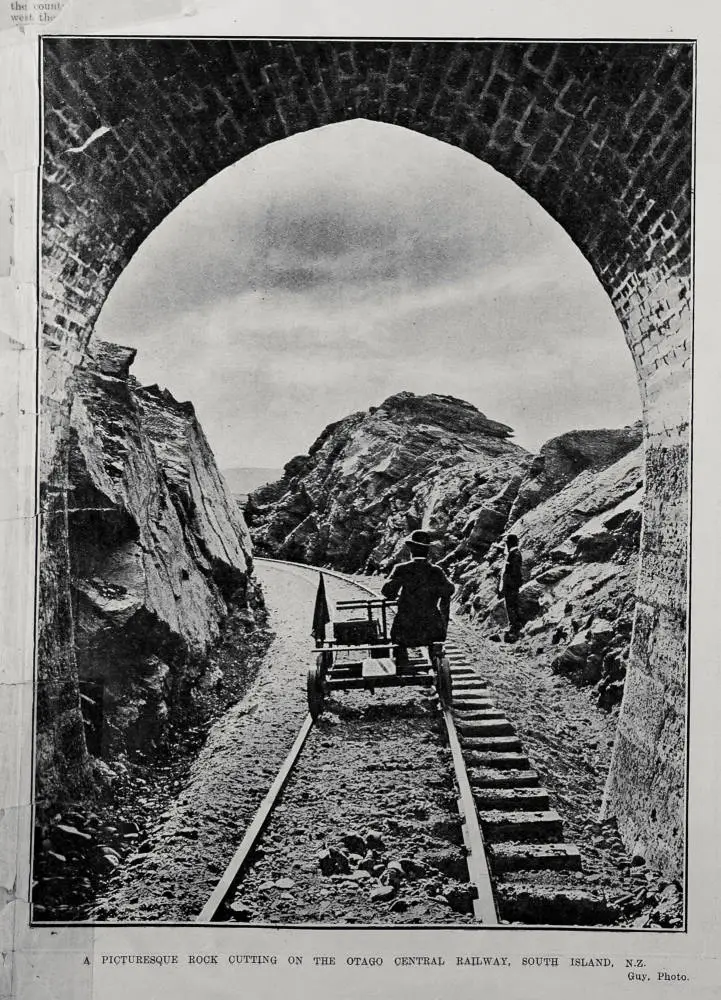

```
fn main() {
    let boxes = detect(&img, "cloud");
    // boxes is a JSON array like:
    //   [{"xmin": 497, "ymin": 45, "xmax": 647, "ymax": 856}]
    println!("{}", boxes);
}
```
[
  {"xmin": 97, "ymin": 120, "xmax": 640, "ymax": 468},
  {"xmin": 102, "ymin": 121, "xmax": 566, "ymax": 332},
  {"xmin": 145, "ymin": 250, "xmax": 566, "ymax": 350}
]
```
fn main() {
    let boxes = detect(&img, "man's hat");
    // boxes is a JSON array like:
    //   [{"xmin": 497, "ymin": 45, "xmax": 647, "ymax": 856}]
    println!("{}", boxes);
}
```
[{"xmin": 405, "ymin": 529, "xmax": 432, "ymax": 554}]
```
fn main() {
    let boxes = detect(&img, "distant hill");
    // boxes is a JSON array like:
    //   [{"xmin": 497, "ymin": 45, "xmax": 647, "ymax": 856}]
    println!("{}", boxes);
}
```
[{"xmin": 222, "ymin": 467, "xmax": 284, "ymax": 498}]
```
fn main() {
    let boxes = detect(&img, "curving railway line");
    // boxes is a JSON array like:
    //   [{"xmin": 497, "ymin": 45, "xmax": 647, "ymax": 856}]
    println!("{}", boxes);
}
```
[{"xmin": 196, "ymin": 557, "xmax": 614, "ymax": 927}]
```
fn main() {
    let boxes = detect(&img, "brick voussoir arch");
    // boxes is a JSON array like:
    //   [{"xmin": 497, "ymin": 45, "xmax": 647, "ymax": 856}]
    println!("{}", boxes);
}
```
[{"xmin": 40, "ymin": 38, "xmax": 693, "ymax": 877}]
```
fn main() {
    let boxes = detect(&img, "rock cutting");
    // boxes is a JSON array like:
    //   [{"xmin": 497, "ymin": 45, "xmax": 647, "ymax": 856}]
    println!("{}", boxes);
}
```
[{"xmin": 33, "ymin": 366, "xmax": 681, "ymax": 929}]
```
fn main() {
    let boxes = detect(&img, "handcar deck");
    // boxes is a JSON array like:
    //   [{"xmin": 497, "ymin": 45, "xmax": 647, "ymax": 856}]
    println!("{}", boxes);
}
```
[{"xmin": 307, "ymin": 574, "xmax": 452, "ymax": 718}]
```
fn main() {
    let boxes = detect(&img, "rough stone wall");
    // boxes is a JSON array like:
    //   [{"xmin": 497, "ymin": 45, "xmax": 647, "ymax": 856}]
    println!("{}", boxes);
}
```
[{"xmin": 40, "ymin": 40, "xmax": 692, "ymax": 874}]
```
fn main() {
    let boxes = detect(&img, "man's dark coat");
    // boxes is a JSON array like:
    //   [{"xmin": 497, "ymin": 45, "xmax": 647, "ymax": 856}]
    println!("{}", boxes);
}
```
[
  {"xmin": 500, "ymin": 546, "xmax": 522, "ymax": 595},
  {"xmin": 381, "ymin": 557, "xmax": 454, "ymax": 646}
]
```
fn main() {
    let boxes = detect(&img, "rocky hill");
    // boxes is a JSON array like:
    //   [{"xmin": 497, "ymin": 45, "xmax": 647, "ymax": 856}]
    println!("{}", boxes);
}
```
[
  {"xmin": 246, "ymin": 392, "xmax": 531, "ymax": 572},
  {"xmin": 247, "ymin": 392, "xmax": 642, "ymax": 708},
  {"xmin": 66, "ymin": 339, "xmax": 262, "ymax": 759}
]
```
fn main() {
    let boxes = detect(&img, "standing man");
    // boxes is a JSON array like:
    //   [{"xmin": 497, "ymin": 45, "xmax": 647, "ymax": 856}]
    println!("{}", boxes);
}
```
[
  {"xmin": 498, "ymin": 533, "xmax": 523, "ymax": 641},
  {"xmin": 381, "ymin": 530, "xmax": 454, "ymax": 665}
]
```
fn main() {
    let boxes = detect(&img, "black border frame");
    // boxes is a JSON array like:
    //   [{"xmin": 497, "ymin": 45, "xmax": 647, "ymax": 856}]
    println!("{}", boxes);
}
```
[{"xmin": 29, "ymin": 34, "xmax": 696, "ymax": 934}]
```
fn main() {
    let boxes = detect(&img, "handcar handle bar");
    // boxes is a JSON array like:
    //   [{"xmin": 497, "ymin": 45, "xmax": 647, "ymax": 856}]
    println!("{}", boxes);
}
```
[
  {"xmin": 312, "ymin": 643, "xmax": 445, "ymax": 656},
  {"xmin": 313, "ymin": 642, "xmax": 397, "ymax": 653},
  {"xmin": 335, "ymin": 599, "xmax": 397, "ymax": 608}
]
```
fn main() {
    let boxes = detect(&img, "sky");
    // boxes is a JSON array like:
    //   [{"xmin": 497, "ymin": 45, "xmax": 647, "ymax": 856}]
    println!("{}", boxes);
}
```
[{"xmin": 95, "ymin": 119, "xmax": 640, "ymax": 470}]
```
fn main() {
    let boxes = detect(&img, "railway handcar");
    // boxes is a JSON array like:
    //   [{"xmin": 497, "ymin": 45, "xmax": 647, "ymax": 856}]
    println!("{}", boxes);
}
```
[{"xmin": 307, "ymin": 576, "xmax": 453, "ymax": 720}]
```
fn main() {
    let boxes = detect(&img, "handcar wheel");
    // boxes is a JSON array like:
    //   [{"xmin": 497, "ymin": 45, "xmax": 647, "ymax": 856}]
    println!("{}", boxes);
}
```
[
  {"xmin": 437, "ymin": 656, "xmax": 453, "ymax": 708},
  {"xmin": 307, "ymin": 663, "xmax": 326, "ymax": 721},
  {"xmin": 317, "ymin": 650, "xmax": 332, "ymax": 680}
]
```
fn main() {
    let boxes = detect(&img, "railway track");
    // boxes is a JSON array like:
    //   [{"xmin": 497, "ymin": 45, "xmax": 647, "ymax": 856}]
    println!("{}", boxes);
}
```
[{"xmin": 196, "ymin": 557, "xmax": 613, "ymax": 926}]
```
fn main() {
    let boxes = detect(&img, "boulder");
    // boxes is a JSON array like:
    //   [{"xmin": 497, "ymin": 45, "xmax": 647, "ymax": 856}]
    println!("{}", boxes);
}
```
[
  {"xmin": 318, "ymin": 847, "xmax": 351, "ymax": 876},
  {"xmin": 465, "ymin": 505, "xmax": 507, "ymax": 549},
  {"xmin": 534, "ymin": 566, "xmax": 573, "ymax": 585},
  {"xmin": 518, "ymin": 580, "xmax": 546, "ymax": 622},
  {"xmin": 369, "ymin": 884, "xmax": 397, "ymax": 902},
  {"xmin": 567, "ymin": 635, "xmax": 589, "ymax": 658},
  {"xmin": 341, "ymin": 832, "xmax": 367, "ymax": 855},
  {"xmin": 549, "ymin": 542, "xmax": 577, "ymax": 563},
  {"xmin": 381, "ymin": 862, "xmax": 406, "ymax": 887},
  {"xmin": 443, "ymin": 884, "xmax": 475, "ymax": 913},
  {"xmin": 587, "ymin": 619, "xmax": 615, "ymax": 647},
  {"xmin": 364, "ymin": 829, "xmax": 385, "ymax": 851},
  {"xmin": 552, "ymin": 649, "xmax": 586, "ymax": 676},
  {"xmin": 574, "ymin": 527, "xmax": 618, "ymax": 561},
  {"xmin": 597, "ymin": 678, "xmax": 626, "ymax": 710}
]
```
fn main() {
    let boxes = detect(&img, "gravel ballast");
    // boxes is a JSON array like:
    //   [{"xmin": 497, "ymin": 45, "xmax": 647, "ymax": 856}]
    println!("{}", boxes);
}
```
[{"xmin": 93, "ymin": 561, "xmax": 682, "ymax": 928}]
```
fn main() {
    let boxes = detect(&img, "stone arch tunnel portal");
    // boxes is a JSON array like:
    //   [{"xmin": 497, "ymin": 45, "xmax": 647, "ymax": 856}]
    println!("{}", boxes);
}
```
[{"xmin": 40, "ymin": 39, "xmax": 693, "ymax": 877}]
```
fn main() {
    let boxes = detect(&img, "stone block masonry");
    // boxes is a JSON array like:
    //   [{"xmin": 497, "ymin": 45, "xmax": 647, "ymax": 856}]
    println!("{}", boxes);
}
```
[{"xmin": 39, "ymin": 40, "xmax": 692, "ymax": 877}]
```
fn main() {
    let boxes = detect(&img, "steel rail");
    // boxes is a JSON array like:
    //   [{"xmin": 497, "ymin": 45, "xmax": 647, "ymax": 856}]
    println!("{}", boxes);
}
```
[
  {"xmin": 442, "ymin": 702, "xmax": 500, "ymax": 923},
  {"xmin": 196, "ymin": 714, "xmax": 314, "ymax": 923},
  {"xmin": 197, "ymin": 556, "xmax": 500, "ymax": 924},
  {"xmin": 196, "ymin": 559, "xmax": 379, "ymax": 923},
  {"xmin": 255, "ymin": 555, "xmax": 383, "ymax": 599}
]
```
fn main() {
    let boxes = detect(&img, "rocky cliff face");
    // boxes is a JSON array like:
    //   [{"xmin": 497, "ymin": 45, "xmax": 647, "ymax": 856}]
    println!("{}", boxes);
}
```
[
  {"xmin": 64, "ymin": 339, "xmax": 260, "ymax": 760},
  {"xmin": 246, "ymin": 392, "xmax": 531, "ymax": 572},
  {"xmin": 507, "ymin": 426, "xmax": 645, "ymax": 524},
  {"xmin": 456, "ymin": 440, "xmax": 644, "ymax": 707}
]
